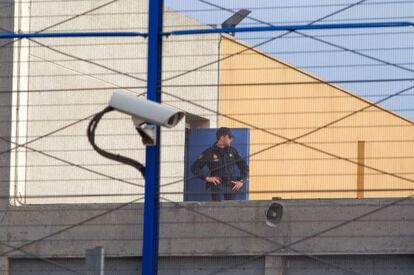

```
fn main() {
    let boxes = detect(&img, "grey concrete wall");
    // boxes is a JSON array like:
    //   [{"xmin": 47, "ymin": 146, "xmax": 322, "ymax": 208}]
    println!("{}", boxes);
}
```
[
  {"xmin": 1, "ymin": 199, "xmax": 413, "ymax": 274},
  {"xmin": 0, "ymin": 199, "xmax": 413, "ymax": 258},
  {"xmin": 0, "ymin": 0, "xmax": 14, "ymax": 208}
]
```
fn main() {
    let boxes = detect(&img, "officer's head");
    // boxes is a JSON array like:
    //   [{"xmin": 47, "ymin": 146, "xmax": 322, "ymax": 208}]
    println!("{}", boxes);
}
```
[{"xmin": 216, "ymin": 127, "xmax": 233, "ymax": 147}]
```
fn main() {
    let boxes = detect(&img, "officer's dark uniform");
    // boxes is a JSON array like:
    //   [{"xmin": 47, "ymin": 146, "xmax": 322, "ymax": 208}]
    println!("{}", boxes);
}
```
[{"xmin": 191, "ymin": 137, "xmax": 249, "ymax": 201}]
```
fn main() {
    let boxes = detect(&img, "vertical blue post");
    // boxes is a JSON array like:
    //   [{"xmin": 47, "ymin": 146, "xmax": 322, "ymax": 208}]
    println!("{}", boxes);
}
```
[{"xmin": 142, "ymin": 0, "xmax": 164, "ymax": 274}]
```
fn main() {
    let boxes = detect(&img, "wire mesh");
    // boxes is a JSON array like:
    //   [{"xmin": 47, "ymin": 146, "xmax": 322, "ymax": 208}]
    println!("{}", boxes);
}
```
[{"xmin": 0, "ymin": 0, "xmax": 413, "ymax": 274}]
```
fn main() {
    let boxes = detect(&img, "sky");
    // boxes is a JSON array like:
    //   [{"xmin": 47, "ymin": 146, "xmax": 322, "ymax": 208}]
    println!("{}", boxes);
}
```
[{"xmin": 164, "ymin": 0, "xmax": 414, "ymax": 119}]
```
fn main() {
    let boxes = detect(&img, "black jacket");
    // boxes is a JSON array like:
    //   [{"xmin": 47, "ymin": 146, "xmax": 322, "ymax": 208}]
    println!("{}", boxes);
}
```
[{"xmin": 191, "ymin": 144, "xmax": 249, "ymax": 182}]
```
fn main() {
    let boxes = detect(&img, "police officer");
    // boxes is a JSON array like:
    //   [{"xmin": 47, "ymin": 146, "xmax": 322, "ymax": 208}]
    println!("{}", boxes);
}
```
[{"xmin": 191, "ymin": 127, "xmax": 249, "ymax": 201}]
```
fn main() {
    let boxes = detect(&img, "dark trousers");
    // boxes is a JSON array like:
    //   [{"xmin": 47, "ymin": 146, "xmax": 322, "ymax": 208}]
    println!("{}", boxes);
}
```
[{"xmin": 210, "ymin": 181, "xmax": 237, "ymax": 201}]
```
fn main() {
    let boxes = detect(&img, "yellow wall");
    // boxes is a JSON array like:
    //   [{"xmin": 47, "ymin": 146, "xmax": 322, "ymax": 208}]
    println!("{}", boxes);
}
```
[{"xmin": 218, "ymin": 36, "xmax": 414, "ymax": 200}]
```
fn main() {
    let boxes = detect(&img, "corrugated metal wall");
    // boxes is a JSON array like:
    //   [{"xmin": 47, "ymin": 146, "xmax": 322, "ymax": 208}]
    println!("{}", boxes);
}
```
[
  {"xmin": 285, "ymin": 255, "xmax": 414, "ymax": 275},
  {"xmin": 9, "ymin": 0, "xmax": 220, "ymax": 204},
  {"xmin": 10, "ymin": 257, "xmax": 264, "ymax": 275},
  {"xmin": 219, "ymin": 36, "xmax": 414, "ymax": 200},
  {"xmin": 10, "ymin": 255, "xmax": 414, "ymax": 274}
]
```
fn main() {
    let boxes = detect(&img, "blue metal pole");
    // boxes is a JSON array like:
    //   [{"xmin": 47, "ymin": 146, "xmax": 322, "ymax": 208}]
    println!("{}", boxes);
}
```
[
  {"xmin": 1, "ymin": 21, "xmax": 411, "ymax": 40},
  {"xmin": 163, "ymin": 21, "xmax": 414, "ymax": 36},
  {"xmin": 142, "ymin": 0, "xmax": 163, "ymax": 274},
  {"xmin": 0, "ymin": 31, "xmax": 147, "ymax": 39}
]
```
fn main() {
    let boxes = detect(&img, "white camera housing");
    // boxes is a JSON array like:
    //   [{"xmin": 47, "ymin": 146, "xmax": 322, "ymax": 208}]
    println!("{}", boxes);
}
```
[
  {"xmin": 109, "ymin": 90, "xmax": 185, "ymax": 145},
  {"xmin": 109, "ymin": 90, "xmax": 185, "ymax": 128}
]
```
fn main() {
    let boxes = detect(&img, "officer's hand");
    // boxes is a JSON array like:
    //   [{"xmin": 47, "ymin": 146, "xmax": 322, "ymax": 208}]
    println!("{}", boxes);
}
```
[
  {"xmin": 231, "ymin": 180, "xmax": 243, "ymax": 191},
  {"xmin": 206, "ymin": 176, "xmax": 221, "ymax": 186}
]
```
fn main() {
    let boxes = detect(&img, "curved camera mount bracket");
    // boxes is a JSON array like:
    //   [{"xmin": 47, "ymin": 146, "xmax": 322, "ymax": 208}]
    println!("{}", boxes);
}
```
[{"xmin": 132, "ymin": 117, "xmax": 157, "ymax": 146}]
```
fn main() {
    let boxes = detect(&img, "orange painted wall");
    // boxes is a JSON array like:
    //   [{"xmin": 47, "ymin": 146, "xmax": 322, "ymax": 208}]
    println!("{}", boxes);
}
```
[{"xmin": 218, "ymin": 36, "xmax": 414, "ymax": 200}]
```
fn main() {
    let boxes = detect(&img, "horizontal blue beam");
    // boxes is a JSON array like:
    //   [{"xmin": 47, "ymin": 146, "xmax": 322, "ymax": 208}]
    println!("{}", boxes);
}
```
[
  {"xmin": 163, "ymin": 22, "xmax": 414, "ymax": 36},
  {"xmin": 0, "ymin": 31, "xmax": 147, "ymax": 39},
  {"xmin": 0, "ymin": 22, "xmax": 412, "ymax": 40}
]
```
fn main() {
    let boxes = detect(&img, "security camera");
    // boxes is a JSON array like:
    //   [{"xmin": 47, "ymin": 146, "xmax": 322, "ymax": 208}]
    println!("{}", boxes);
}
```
[
  {"xmin": 109, "ymin": 90, "xmax": 185, "ymax": 128},
  {"xmin": 86, "ymin": 90, "xmax": 184, "ymax": 177},
  {"xmin": 109, "ymin": 90, "xmax": 185, "ymax": 145}
]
